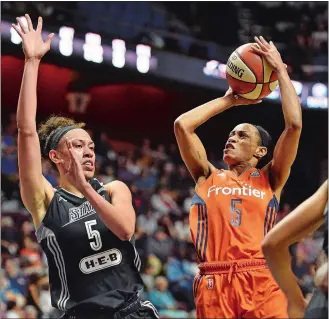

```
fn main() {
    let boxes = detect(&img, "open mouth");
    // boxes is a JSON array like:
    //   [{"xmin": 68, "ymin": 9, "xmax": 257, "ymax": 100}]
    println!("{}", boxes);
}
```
[
  {"xmin": 83, "ymin": 161, "xmax": 94, "ymax": 169},
  {"xmin": 225, "ymin": 143, "xmax": 235, "ymax": 150}
]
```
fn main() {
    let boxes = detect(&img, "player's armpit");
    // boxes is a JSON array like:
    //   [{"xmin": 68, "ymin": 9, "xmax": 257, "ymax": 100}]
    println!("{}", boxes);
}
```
[
  {"xmin": 20, "ymin": 174, "xmax": 54, "ymax": 228},
  {"xmin": 18, "ymin": 130, "xmax": 55, "ymax": 227},
  {"xmin": 174, "ymin": 120, "xmax": 210, "ymax": 184}
]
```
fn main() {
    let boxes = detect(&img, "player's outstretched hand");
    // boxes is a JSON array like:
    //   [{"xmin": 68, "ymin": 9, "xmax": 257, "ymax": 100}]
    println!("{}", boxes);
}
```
[
  {"xmin": 224, "ymin": 87, "xmax": 262, "ymax": 107},
  {"xmin": 12, "ymin": 14, "xmax": 54, "ymax": 60},
  {"xmin": 59, "ymin": 139, "xmax": 89, "ymax": 193},
  {"xmin": 251, "ymin": 36, "xmax": 286, "ymax": 73}
]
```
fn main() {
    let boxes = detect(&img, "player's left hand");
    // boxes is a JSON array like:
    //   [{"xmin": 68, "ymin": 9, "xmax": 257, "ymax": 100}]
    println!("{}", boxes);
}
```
[
  {"xmin": 251, "ymin": 36, "xmax": 286, "ymax": 73},
  {"xmin": 60, "ymin": 139, "xmax": 88, "ymax": 193}
]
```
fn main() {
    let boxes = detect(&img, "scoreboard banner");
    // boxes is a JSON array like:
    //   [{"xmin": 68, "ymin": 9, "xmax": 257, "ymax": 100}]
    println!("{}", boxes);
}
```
[{"xmin": 2, "ymin": 20, "xmax": 327, "ymax": 110}]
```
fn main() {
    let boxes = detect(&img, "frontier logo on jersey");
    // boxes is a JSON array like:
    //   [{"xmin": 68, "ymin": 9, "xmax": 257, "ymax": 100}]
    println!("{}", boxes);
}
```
[
  {"xmin": 79, "ymin": 248, "xmax": 122, "ymax": 274},
  {"xmin": 207, "ymin": 184, "xmax": 265, "ymax": 199}
]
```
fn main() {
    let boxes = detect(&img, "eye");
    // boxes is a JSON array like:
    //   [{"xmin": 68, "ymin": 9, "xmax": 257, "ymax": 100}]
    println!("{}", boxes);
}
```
[
  {"xmin": 75, "ymin": 144, "xmax": 83, "ymax": 148},
  {"xmin": 239, "ymin": 132, "xmax": 248, "ymax": 139},
  {"xmin": 90, "ymin": 146, "xmax": 95, "ymax": 151}
]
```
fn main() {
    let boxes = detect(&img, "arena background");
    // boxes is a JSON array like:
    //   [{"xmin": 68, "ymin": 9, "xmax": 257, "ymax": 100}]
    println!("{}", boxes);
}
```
[{"xmin": 1, "ymin": 2, "xmax": 328, "ymax": 318}]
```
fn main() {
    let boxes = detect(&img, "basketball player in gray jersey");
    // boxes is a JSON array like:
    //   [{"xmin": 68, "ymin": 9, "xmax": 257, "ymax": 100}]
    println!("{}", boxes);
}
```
[{"xmin": 13, "ymin": 14, "xmax": 158, "ymax": 319}]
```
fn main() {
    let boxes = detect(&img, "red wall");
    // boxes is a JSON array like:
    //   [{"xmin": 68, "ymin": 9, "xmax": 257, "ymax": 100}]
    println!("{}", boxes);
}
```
[{"xmin": 2, "ymin": 56, "xmax": 182, "ymax": 141}]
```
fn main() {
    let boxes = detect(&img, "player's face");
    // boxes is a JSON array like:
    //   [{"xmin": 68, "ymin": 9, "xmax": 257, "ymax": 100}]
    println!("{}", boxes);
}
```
[
  {"xmin": 223, "ymin": 123, "xmax": 262, "ymax": 166},
  {"xmin": 57, "ymin": 129, "xmax": 96, "ymax": 180}
]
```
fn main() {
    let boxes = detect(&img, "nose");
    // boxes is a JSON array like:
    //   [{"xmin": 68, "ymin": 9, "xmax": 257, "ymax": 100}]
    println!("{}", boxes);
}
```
[
  {"xmin": 84, "ymin": 147, "xmax": 94, "ymax": 158},
  {"xmin": 228, "ymin": 137, "xmax": 236, "ymax": 144}
]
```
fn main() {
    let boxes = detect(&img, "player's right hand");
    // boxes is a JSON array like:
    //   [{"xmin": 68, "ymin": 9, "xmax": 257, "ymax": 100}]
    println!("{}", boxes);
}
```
[
  {"xmin": 224, "ymin": 87, "xmax": 262, "ymax": 107},
  {"xmin": 12, "ymin": 14, "xmax": 54, "ymax": 60}
]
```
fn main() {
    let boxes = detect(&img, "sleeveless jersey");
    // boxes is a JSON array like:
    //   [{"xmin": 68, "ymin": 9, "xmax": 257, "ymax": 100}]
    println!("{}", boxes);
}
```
[
  {"xmin": 189, "ymin": 168, "xmax": 278, "ymax": 262},
  {"xmin": 36, "ymin": 178, "xmax": 143, "ymax": 313}
]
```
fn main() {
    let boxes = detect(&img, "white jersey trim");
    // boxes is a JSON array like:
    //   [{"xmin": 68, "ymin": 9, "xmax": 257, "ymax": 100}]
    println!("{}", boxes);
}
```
[
  {"xmin": 141, "ymin": 301, "xmax": 159, "ymax": 318},
  {"xmin": 37, "ymin": 224, "xmax": 70, "ymax": 311}
]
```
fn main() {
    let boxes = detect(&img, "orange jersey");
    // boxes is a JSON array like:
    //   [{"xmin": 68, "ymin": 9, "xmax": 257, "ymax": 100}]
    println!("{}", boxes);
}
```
[{"xmin": 190, "ymin": 167, "xmax": 278, "ymax": 262}]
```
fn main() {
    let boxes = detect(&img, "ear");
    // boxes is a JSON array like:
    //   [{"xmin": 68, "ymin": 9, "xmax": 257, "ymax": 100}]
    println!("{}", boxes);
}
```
[
  {"xmin": 48, "ymin": 149, "xmax": 62, "ymax": 166},
  {"xmin": 254, "ymin": 146, "xmax": 267, "ymax": 160}
]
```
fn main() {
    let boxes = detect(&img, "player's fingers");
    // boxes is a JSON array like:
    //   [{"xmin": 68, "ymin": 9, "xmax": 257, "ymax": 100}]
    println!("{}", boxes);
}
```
[
  {"xmin": 45, "ymin": 33, "xmax": 55, "ymax": 47},
  {"xmin": 259, "ymin": 36, "xmax": 271, "ymax": 48},
  {"xmin": 11, "ymin": 24, "xmax": 24, "ymax": 38},
  {"xmin": 251, "ymin": 44, "xmax": 265, "ymax": 55},
  {"xmin": 16, "ymin": 17, "xmax": 27, "ymax": 34},
  {"xmin": 36, "ymin": 16, "xmax": 43, "ymax": 33},
  {"xmin": 269, "ymin": 40, "xmax": 276, "ymax": 48},
  {"xmin": 59, "ymin": 159, "xmax": 68, "ymax": 173},
  {"xmin": 254, "ymin": 37, "xmax": 267, "ymax": 50},
  {"xmin": 25, "ymin": 14, "xmax": 34, "ymax": 31}
]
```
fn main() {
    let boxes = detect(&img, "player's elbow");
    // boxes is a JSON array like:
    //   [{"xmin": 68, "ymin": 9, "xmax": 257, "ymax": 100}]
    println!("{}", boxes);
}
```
[
  {"xmin": 174, "ymin": 117, "xmax": 192, "ymax": 135},
  {"xmin": 286, "ymin": 120, "xmax": 302, "ymax": 131},
  {"xmin": 261, "ymin": 236, "xmax": 280, "ymax": 257},
  {"xmin": 174, "ymin": 117, "xmax": 185, "ymax": 132},
  {"xmin": 117, "ymin": 226, "xmax": 134, "ymax": 241}
]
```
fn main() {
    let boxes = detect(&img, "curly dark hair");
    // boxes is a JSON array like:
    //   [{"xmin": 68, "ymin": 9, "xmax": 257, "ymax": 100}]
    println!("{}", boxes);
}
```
[{"xmin": 38, "ymin": 115, "xmax": 86, "ymax": 161}]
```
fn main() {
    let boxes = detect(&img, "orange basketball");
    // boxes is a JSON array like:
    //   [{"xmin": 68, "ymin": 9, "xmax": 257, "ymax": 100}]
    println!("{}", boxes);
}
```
[{"xmin": 226, "ymin": 43, "xmax": 278, "ymax": 100}]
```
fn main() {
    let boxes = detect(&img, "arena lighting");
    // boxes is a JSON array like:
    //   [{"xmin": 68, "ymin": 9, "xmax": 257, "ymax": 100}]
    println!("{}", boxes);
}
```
[
  {"xmin": 307, "ymin": 96, "xmax": 328, "ymax": 109},
  {"xmin": 112, "ymin": 39, "xmax": 126, "ymax": 68},
  {"xmin": 312, "ymin": 83, "xmax": 327, "ymax": 97},
  {"xmin": 203, "ymin": 59, "xmax": 327, "ymax": 109},
  {"xmin": 10, "ymin": 16, "xmax": 27, "ymax": 44},
  {"xmin": 4, "ymin": 19, "xmax": 158, "ymax": 71},
  {"xmin": 83, "ymin": 33, "xmax": 103, "ymax": 63},
  {"xmin": 59, "ymin": 27, "xmax": 74, "ymax": 57},
  {"xmin": 291, "ymin": 80, "xmax": 303, "ymax": 96},
  {"xmin": 136, "ymin": 44, "xmax": 151, "ymax": 74}
]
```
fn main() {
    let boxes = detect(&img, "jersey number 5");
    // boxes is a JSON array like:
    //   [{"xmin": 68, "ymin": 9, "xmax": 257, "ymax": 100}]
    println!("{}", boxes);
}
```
[
  {"xmin": 85, "ymin": 220, "xmax": 103, "ymax": 251},
  {"xmin": 230, "ymin": 199, "xmax": 242, "ymax": 227}
]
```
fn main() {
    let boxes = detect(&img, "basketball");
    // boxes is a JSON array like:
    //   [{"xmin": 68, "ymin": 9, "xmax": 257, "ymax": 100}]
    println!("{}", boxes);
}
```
[{"xmin": 226, "ymin": 43, "xmax": 278, "ymax": 100}]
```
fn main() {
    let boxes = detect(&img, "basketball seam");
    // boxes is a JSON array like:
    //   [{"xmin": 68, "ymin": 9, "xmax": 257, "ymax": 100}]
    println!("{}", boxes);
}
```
[
  {"xmin": 235, "ymin": 50, "xmax": 257, "ymax": 83},
  {"xmin": 256, "ymin": 56, "xmax": 266, "ymax": 99},
  {"xmin": 226, "ymin": 74, "xmax": 258, "ymax": 95}
]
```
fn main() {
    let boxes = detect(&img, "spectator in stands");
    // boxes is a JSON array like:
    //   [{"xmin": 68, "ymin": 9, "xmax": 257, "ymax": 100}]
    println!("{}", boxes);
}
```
[
  {"xmin": 166, "ymin": 248, "xmax": 194, "ymax": 311},
  {"xmin": 149, "ymin": 276, "xmax": 189, "ymax": 318},
  {"xmin": 4, "ymin": 259, "xmax": 29, "ymax": 297}
]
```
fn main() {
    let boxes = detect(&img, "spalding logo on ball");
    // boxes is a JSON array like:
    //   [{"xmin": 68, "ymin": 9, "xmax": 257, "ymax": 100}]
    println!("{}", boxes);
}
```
[{"xmin": 226, "ymin": 43, "xmax": 278, "ymax": 100}]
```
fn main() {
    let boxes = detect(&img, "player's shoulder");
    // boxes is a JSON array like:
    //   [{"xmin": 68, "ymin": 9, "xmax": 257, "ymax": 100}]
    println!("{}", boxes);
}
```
[{"xmin": 104, "ymin": 180, "xmax": 132, "ymax": 196}]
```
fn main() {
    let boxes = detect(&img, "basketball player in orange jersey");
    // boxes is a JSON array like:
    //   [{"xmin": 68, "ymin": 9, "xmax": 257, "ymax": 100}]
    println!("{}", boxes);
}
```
[{"xmin": 174, "ymin": 36, "xmax": 302, "ymax": 318}]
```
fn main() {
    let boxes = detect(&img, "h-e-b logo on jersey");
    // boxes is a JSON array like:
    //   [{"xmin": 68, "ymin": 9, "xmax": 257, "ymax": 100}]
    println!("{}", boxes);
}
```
[{"xmin": 79, "ymin": 248, "xmax": 122, "ymax": 274}]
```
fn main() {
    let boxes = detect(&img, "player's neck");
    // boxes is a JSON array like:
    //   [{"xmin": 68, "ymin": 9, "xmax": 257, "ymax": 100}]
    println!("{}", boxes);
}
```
[
  {"xmin": 229, "ymin": 162, "xmax": 254, "ymax": 177},
  {"xmin": 59, "ymin": 177, "xmax": 84, "ymax": 198}
]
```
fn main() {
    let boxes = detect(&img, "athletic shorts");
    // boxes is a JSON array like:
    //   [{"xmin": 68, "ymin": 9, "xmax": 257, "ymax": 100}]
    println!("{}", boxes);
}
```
[
  {"xmin": 62, "ymin": 297, "xmax": 159, "ymax": 319},
  {"xmin": 304, "ymin": 288, "xmax": 328, "ymax": 319},
  {"xmin": 194, "ymin": 259, "xmax": 288, "ymax": 319}
]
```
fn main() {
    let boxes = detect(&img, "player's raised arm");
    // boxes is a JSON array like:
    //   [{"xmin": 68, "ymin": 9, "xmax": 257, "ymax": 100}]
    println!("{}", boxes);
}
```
[
  {"xmin": 252, "ymin": 37, "xmax": 302, "ymax": 196},
  {"xmin": 174, "ymin": 89, "xmax": 261, "ymax": 184},
  {"xmin": 262, "ymin": 180, "xmax": 328, "ymax": 318},
  {"xmin": 13, "ymin": 15, "xmax": 55, "ymax": 225}
]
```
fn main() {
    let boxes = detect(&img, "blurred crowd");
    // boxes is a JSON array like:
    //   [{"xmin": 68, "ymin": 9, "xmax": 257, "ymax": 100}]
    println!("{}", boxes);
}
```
[{"xmin": 1, "ymin": 115, "xmax": 326, "ymax": 319}]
